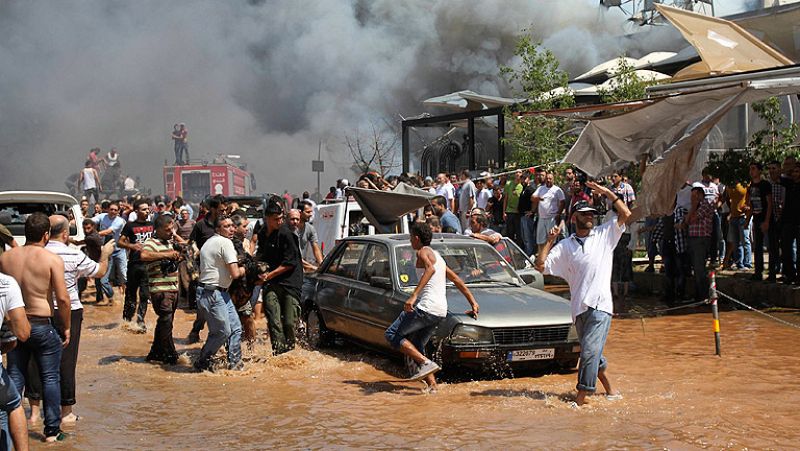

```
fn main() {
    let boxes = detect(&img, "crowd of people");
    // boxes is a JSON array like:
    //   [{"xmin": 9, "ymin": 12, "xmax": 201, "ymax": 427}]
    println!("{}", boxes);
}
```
[{"xmin": 2, "ymin": 155, "xmax": 797, "ymax": 446}]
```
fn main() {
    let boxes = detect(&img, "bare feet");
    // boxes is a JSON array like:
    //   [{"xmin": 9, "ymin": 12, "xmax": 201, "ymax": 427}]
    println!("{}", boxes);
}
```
[
  {"xmin": 29, "ymin": 402, "xmax": 41, "ymax": 425},
  {"xmin": 575, "ymin": 390, "xmax": 589, "ymax": 406},
  {"xmin": 598, "ymin": 368, "xmax": 616, "ymax": 397}
]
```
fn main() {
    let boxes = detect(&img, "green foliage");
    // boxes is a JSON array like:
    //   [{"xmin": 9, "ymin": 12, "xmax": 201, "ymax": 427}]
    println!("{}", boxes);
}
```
[
  {"xmin": 748, "ymin": 96, "xmax": 799, "ymax": 165},
  {"xmin": 705, "ymin": 149, "xmax": 753, "ymax": 187},
  {"xmin": 500, "ymin": 32, "xmax": 576, "ymax": 168},
  {"xmin": 597, "ymin": 57, "xmax": 656, "ymax": 104}
]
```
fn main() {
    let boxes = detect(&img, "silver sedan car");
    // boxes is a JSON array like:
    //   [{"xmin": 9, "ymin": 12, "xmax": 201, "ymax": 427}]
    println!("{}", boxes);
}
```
[{"xmin": 303, "ymin": 234, "xmax": 580, "ymax": 374}]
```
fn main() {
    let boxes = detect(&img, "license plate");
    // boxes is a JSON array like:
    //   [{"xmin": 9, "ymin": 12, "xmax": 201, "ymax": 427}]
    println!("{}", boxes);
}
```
[{"xmin": 507, "ymin": 348, "xmax": 555, "ymax": 362}]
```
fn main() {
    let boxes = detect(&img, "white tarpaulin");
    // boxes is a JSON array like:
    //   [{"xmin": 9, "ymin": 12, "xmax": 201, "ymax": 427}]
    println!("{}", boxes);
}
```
[{"xmin": 563, "ymin": 77, "xmax": 800, "ymax": 216}]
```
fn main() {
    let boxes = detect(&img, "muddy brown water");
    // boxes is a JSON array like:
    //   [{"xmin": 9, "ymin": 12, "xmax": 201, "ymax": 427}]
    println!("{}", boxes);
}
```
[{"xmin": 24, "ymin": 292, "xmax": 800, "ymax": 450}]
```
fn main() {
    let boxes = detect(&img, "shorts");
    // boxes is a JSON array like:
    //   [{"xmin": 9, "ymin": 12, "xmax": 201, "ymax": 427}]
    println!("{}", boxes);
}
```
[
  {"xmin": 384, "ymin": 307, "xmax": 444, "ymax": 351},
  {"xmin": 536, "ymin": 216, "xmax": 558, "ymax": 245}
]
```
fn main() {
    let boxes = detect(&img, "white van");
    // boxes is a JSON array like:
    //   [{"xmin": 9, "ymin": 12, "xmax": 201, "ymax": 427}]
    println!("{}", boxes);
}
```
[
  {"xmin": 0, "ymin": 191, "xmax": 84, "ymax": 246},
  {"xmin": 314, "ymin": 201, "xmax": 375, "ymax": 256}
]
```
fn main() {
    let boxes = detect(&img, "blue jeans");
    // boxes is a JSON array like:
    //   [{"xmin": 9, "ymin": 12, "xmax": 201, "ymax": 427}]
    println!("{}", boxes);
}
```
[
  {"xmin": 0, "ymin": 365, "xmax": 21, "ymax": 450},
  {"xmin": 742, "ymin": 217, "xmax": 752, "ymax": 268},
  {"xmin": 7, "ymin": 322, "xmax": 63, "ymax": 437},
  {"xmin": 100, "ymin": 249, "xmax": 127, "ymax": 299},
  {"xmin": 520, "ymin": 214, "xmax": 536, "ymax": 257},
  {"xmin": 196, "ymin": 287, "xmax": 242, "ymax": 368},
  {"xmin": 574, "ymin": 308, "xmax": 612, "ymax": 393},
  {"xmin": 384, "ymin": 307, "xmax": 444, "ymax": 353}
]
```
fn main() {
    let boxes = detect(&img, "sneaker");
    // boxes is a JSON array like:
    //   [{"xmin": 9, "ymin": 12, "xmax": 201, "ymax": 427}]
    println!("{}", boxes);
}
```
[
  {"xmin": 45, "ymin": 430, "xmax": 68, "ymax": 442},
  {"xmin": 228, "ymin": 360, "xmax": 244, "ymax": 371},
  {"xmin": 135, "ymin": 322, "xmax": 147, "ymax": 334},
  {"xmin": 409, "ymin": 360, "xmax": 440, "ymax": 381},
  {"xmin": 186, "ymin": 331, "xmax": 201, "ymax": 344},
  {"xmin": 193, "ymin": 359, "xmax": 214, "ymax": 373}
]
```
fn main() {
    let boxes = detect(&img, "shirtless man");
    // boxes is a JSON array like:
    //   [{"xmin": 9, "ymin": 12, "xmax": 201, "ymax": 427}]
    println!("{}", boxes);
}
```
[{"xmin": 0, "ymin": 212, "xmax": 71, "ymax": 442}]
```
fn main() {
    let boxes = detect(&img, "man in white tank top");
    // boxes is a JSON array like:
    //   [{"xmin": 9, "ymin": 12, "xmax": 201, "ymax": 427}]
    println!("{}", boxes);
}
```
[
  {"xmin": 78, "ymin": 160, "xmax": 101, "ymax": 212},
  {"xmin": 384, "ymin": 222, "xmax": 479, "ymax": 391}
]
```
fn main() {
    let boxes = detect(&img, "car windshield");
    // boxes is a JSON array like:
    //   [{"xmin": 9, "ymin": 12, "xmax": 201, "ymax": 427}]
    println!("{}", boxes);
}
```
[{"xmin": 395, "ymin": 242, "xmax": 519, "ymax": 288}]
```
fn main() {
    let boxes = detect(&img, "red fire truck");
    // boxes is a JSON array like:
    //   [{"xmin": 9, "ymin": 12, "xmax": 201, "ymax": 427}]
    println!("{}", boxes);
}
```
[{"xmin": 163, "ymin": 158, "xmax": 255, "ymax": 203}]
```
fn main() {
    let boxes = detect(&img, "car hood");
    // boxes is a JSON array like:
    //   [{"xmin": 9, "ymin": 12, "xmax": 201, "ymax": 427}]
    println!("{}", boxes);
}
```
[{"xmin": 445, "ymin": 285, "xmax": 572, "ymax": 328}]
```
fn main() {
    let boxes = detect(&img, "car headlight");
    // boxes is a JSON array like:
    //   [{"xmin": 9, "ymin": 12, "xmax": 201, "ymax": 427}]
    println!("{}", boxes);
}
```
[
  {"xmin": 567, "ymin": 324, "xmax": 578, "ymax": 341},
  {"xmin": 450, "ymin": 324, "xmax": 494, "ymax": 345}
]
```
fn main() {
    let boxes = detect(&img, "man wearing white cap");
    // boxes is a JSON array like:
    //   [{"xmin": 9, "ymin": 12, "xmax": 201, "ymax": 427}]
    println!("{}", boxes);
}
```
[{"xmin": 535, "ymin": 181, "xmax": 629, "ymax": 407}]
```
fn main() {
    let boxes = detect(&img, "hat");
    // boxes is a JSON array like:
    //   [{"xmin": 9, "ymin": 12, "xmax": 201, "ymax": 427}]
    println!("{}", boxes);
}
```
[
  {"xmin": 424, "ymin": 176, "xmax": 433, "ymax": 183},
  {"xmin": 572, "ymin": 200, "xmax": 598, "ymax": 214},
  {"xmin": 691, "ymin": 182, "xmax": 705, "ymax": 189},
  {"xmin": 341, "ymin": 178, "xmax": 349, "ymax": 186}
]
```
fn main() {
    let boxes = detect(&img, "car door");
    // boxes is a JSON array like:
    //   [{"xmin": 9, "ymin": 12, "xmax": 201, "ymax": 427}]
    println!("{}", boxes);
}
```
[
  {"xmin": 347, "ymin": 243, "xmax": 395, "ymax": 347},
  {"xmin": 313, "ymin": 241, "xmax": 367, "ymax": 335}
]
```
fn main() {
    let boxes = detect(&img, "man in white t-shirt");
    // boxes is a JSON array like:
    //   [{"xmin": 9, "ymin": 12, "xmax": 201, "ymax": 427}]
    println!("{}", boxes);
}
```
[
  {"xmin": 384, "ymin": 222, "xmax": 478, "ymax": 391},
  {"xmin": 194, "ymin": 217, "xmax": 245, "ymax": 372},
  {"xmin": 475, "ymin": 178, "xmax": 492, "ymax": 210},
  {"xmin": 26, "ymin": 216, "xmax": 113, "ymax": 425},
  {"xmin": 535, "ymin": 181, "xmax": 629, "ymax": 407},
  {"xmin": 0, "ymin": 272, "xmax": 31, "ymax": 451},
  {"xmin": 434, "ymin": 173, "xmax": 455, "ymax": 212},
  {"xmin": 532, "ymin": 172, "xmax": 566, "ymax": 255},
  {"xmin": 457, "ymin": 170, "xmax": 477, "ymax": 232}
]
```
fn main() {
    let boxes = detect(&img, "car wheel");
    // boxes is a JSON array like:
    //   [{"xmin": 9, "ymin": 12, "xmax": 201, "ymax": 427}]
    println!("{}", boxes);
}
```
[{"xmin": 305, "ymin": 306, "xmax": 335, "ymax": 349}]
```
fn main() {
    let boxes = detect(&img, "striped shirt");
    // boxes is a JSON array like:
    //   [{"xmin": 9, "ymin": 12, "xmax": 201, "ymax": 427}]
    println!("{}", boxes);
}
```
[
  {"xmin": 142, "ymin": 237, "xmax": 179, "ymax": 293},
  {"xmin": 45, "ymin": 241, "xmax": 99, "ymax": 310}
]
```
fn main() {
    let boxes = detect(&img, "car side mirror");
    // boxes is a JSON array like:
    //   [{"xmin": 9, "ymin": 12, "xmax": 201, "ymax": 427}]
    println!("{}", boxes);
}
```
[
  {"xmin": 369, "ymin": 276, "xmax": 393, "ymax": 290},
  {"xmin": 520, "ymin": 273, "xmax": 536, "ymax": 285}
]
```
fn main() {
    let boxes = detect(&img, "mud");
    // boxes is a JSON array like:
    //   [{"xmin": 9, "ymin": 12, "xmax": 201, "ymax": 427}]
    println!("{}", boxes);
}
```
[{"xmin": 25, "ymin": 294, "xmax": 800, "ymax": 450}]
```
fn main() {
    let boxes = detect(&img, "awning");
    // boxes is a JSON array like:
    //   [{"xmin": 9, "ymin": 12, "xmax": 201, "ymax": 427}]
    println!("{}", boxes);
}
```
[
  {"xmin": 346, "ymin": 183, "xmax": 436, "ymax": 233},
  {"xmin": 657, "ymin": 4, "xmax": 794, "ymax": 81},
  {"xmin": 563, "ymin": 77, "xmax": 800, "ymax": 217}
]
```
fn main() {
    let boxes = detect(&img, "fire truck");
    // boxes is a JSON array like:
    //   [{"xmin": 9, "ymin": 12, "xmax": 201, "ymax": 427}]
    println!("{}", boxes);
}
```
[{"xmin": 163, "ymin": 156, "xmax": 255, "ymax": 203}]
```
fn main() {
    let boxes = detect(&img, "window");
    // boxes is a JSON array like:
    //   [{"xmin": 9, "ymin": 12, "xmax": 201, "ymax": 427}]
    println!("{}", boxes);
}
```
[
  {"xmin": 324, "ymin": 241, "xmax": 367, "ymax": 280},
  {"xmin": 357, "ymin": 244, "xmax": 390, "ymax": 282}
]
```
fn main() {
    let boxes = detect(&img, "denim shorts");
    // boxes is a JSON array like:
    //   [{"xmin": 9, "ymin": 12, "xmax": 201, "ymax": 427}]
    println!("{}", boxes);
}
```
[{"xmin": 384, "ymin": 307, "xmax": 444, "ymax": 350}]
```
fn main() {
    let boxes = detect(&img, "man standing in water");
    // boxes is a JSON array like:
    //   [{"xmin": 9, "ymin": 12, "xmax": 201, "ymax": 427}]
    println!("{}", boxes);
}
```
[
  {"xmin": 26, "ymin": 215, "xmax": 113, "ymax": 427},
  {"xmin": 384, "ymin": 222, "xmax": 479, "ymax": 391},
  {"xmin": 534, "ymin": 181, "xmax": 629, "ymax": 407},
  {"xmin": 0, "ymin": 213, "xmax": 71, "ymax": 441},
  {"xmin": 194, "ymin": 216, "xmax": 245, "ymax": 371},
  {"xmin": 256, "ymin": 201, "xmax": 303, "ymax": 355},
  {"xmin": 141, "ymin": 214, "xmax": 182, "ymax": 365}
]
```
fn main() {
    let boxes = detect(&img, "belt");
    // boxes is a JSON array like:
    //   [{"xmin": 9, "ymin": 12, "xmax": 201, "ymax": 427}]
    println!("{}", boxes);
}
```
[
  {"xmin": 198, "ymin": 283, "xmax": 228, "ymax": 293},
  {"xmin": 27, "ymin": 316, "xmax": 53, "ymax": 325}
]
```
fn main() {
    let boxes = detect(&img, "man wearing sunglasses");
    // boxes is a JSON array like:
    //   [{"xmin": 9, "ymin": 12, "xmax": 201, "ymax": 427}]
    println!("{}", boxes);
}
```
[{"xmin": 534, "ymin": 181, "xmax": 629, "ymax": 407}]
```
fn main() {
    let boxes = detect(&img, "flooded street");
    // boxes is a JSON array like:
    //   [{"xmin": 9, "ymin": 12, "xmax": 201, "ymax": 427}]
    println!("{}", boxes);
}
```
[{"xmin": 28, "ymin": 296, "xmax": 800, "ymax": 450}]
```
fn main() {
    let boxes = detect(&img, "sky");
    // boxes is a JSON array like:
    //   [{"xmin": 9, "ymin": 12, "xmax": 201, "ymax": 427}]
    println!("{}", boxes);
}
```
[{"xmin": 0, "ymin": 0, "xmax": 759, "ymax": 196}]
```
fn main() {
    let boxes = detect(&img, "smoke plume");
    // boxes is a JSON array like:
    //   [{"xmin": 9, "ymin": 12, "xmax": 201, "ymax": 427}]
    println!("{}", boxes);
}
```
[{"xmin": 0, "ymin": 0, "xmax": 696, "ymax": 195}]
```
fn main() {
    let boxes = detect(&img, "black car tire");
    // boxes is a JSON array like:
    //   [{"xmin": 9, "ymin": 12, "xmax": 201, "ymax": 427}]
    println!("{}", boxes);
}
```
[{"xmin": 305, "ymin": 306, "xmax": 335, "ymax": 348}]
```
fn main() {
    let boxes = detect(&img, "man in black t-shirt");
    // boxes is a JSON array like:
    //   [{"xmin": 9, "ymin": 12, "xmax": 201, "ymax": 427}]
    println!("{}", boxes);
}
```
[
  {"xmin": 744, "ymin": 162, "xmax": 773, "ymax": 281},
  {"xmin": 119, "ymin": 200, "xmax": 154, "ymax": 330},
  {"xmin": 518, "ymin": 171, "xmax": 538, "ymax": 256},
  {"xmin": 255, "ymin": 201, "xmax": 303, "ymax": 355}
]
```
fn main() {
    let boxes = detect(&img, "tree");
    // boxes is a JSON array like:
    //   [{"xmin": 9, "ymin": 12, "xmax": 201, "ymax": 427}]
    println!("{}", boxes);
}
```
[
  {"xmin": 343, "ymin": 121, "xmax": 400, "ymax": 177},
  {"xmin": 597, "ymin": 57, "xmax": 656, "ymax": 104},
  {"xmin": 705, "ymin": 148, "xmax": 753, "ymax": 187},
  {"xmin": 749, "ymin": 96, "xmax": 799, "ymax": 165},
  {"xmin": 500, "ymin": 33, "xmax": 576, "ymax": 168}
]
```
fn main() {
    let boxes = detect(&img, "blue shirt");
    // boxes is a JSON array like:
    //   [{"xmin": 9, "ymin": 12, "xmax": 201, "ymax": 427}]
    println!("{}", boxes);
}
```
[
  {"xmin": 94, "ymin": 214, "xmax": 126, "ymax": 249},
  {"xmin": 440, "ymin": 211, "xmax": 462, "ymax": 234}
]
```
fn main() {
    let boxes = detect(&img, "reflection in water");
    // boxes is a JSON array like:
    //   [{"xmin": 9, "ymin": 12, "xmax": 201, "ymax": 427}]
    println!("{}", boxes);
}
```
[{"xmin": 28, "ymin": 300, "xmax": 800, "ymax": 450}]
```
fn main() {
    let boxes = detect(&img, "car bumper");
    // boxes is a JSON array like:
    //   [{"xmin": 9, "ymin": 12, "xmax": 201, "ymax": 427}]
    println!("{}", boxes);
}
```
[{"xmin": 441, "ymin": 341, "xmax": 581, "ymax": 369}]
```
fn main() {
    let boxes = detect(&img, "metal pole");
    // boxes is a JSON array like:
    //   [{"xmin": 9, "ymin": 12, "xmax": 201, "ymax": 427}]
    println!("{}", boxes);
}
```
[
  {"xmin": 709, "ymin": 269, "xmax": 722, "ymax": 356},
  {"xmin": 402, "ymin": 123, "xmax": 410, "ymax": 173},
  {"xmin": 317, "ymin": 141, "xmax": 322, "ymax": 200},
  {"xmin": 497, "ymin": 113, "xmax": 505, "ymax": 170},
  {"xmin": 468, "ymin": 116, "xmax": 475, "ymax": 171}
]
